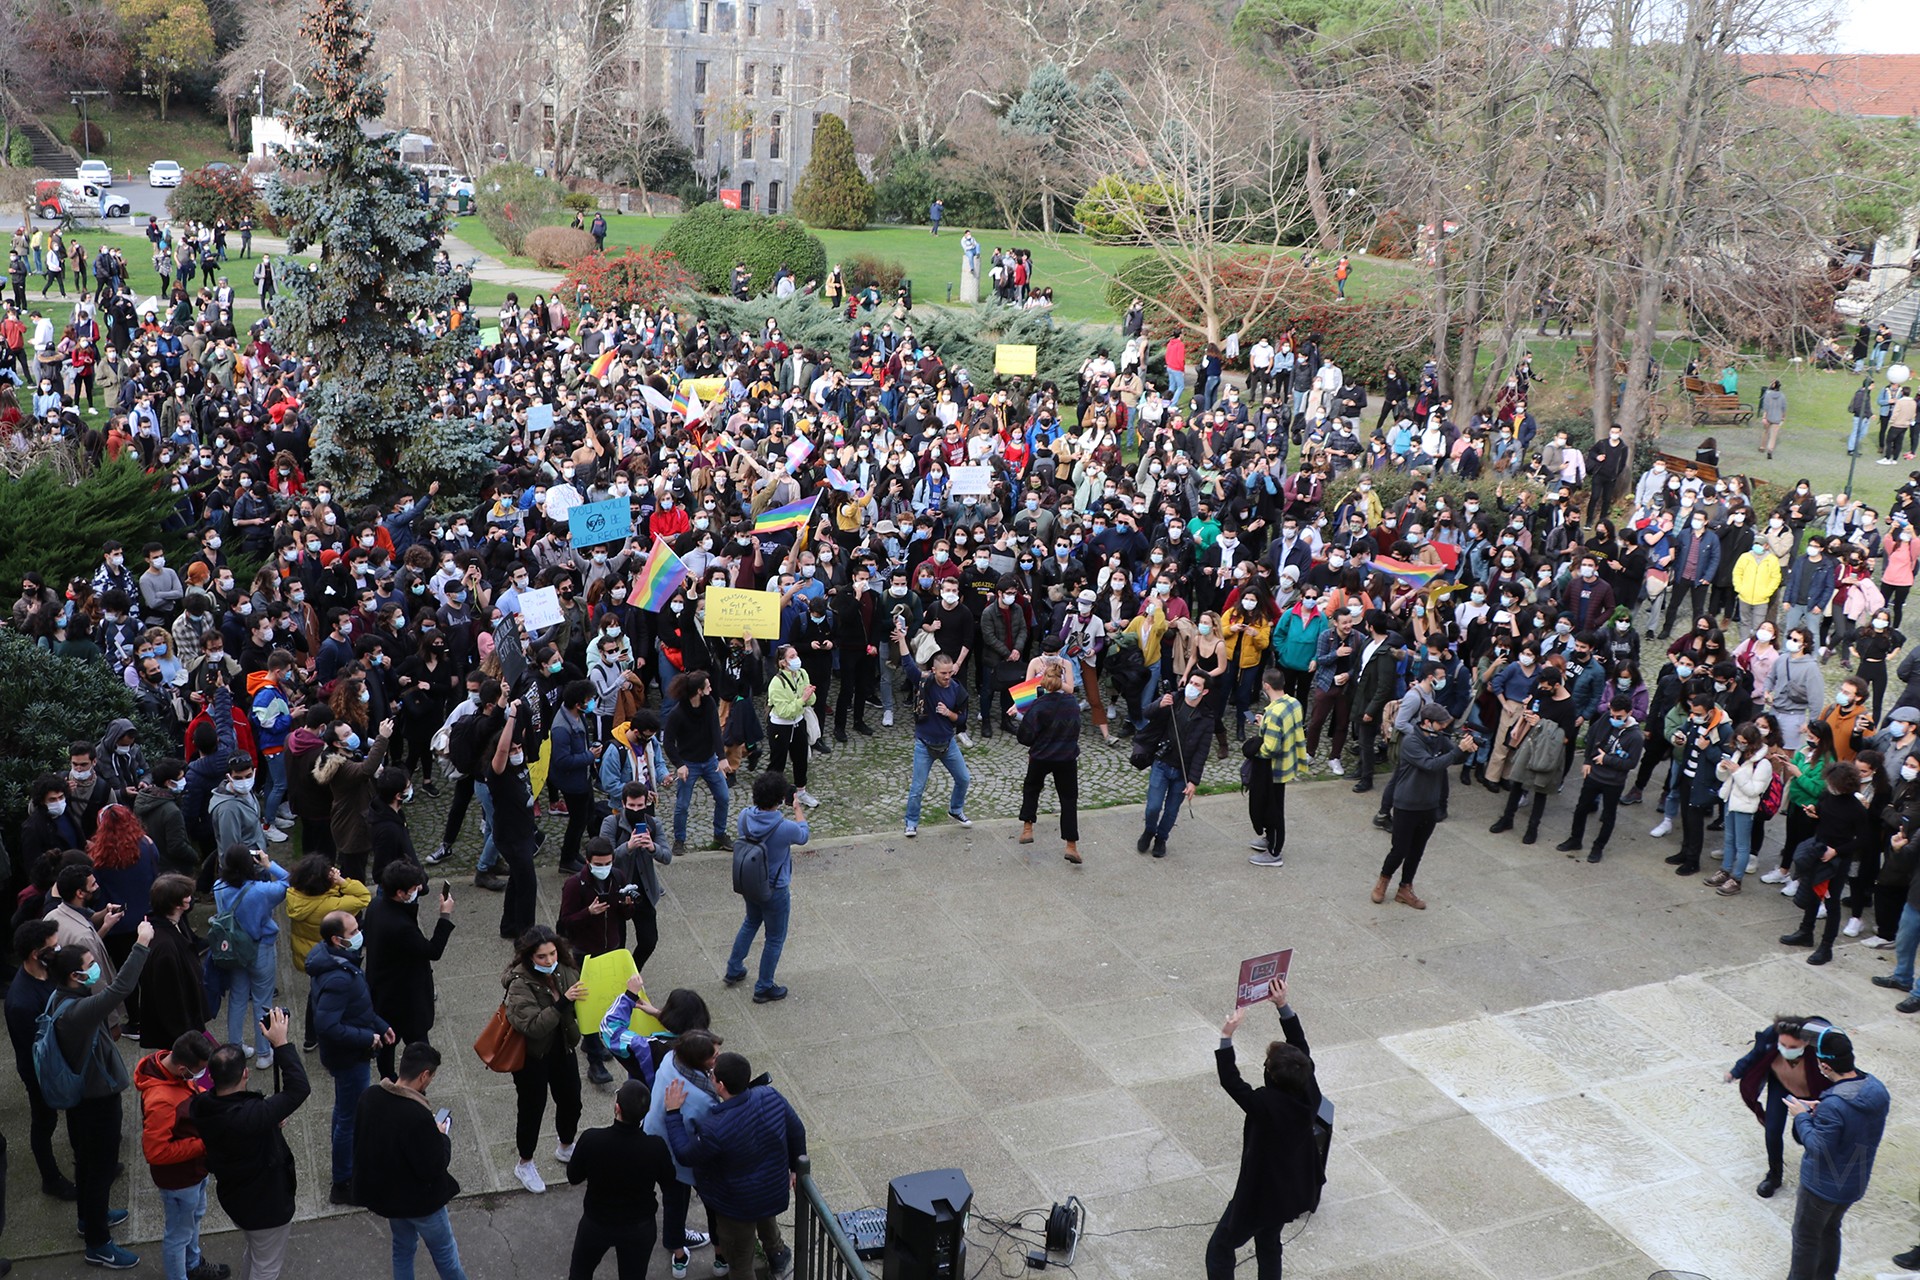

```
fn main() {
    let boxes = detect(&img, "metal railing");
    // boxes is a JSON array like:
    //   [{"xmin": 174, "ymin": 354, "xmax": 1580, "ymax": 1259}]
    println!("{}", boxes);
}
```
[{"xmin": 793, "ymin": 1154, "xmax": 870, "ymax": 1280}]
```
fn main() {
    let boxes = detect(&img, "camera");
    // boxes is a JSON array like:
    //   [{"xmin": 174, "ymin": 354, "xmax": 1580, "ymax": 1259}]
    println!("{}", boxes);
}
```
[{"xmin": 620, "ymin": 884, "xmax": 641, "ymax": 898}]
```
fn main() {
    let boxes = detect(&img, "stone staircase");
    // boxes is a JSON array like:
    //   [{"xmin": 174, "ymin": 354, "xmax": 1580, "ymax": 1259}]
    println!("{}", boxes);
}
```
[{"xmin": 5, "ymin": 110, "xmax": 78, "ymax": 174}]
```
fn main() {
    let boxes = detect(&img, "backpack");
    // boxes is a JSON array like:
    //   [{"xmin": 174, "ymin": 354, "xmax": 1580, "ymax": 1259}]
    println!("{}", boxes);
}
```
[
  {"xmin": 731, "ymin": 831, "xmax": 773, "ymax": 905},
  {"xmin": 32, "ymin": 994, "xmax": 89, "ymax": 1109},
  {"xmin": 447, "ymin": 712, "xmax": 486, "ymax": 780},
  {"xmin": 1757, "ymin": 765, "xmax": 1787, "ymax": 820},
  {"xmin": 205, "ymin": 882, "xmax": 257, "ymax": 970}
]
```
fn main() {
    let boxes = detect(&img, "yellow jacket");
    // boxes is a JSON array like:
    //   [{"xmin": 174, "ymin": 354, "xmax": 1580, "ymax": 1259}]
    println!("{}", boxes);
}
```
[
  {"xmin": 285, "ymin": 878, "xmax": 372, "ymax": 963},
  {"xmin": 1731, "ymin": 548, "xmax": 1781, "ymax": 606},
  {"xmin": 1226, "ymin": 611, "xmax": 1273, "ymax": 668}
]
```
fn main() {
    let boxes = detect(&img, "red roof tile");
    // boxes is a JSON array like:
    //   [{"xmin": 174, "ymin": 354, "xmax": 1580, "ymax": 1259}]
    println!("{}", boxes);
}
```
[{"xmin": 1741, "ymin": 53, "xmax": 1920, "ymax": 119}]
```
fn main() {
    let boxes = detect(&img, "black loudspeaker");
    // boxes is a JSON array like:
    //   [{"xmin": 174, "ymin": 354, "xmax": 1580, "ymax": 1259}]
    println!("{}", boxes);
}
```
[{"xmin": 882, "ymin": 1168, "xmax": 973, "ymax": 1280}]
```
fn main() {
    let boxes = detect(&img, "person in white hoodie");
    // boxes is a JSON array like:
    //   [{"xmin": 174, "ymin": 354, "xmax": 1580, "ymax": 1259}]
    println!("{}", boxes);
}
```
[{"xmin": 1710, "ymin": 724, "xmax": 1774, "ymax": 897}]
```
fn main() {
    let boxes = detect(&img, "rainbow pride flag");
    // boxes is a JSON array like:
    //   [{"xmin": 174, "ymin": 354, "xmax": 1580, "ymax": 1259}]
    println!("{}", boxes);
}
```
[
  {"xmin": 588, "ymin": 349, "xmax": 618, "ymax": 381},
  {"xmin": 671, "ymin": 382, "xmax": 704, "ymax": 424},
  {"xmin": 753, "ymin": 494, "xmax": 817, "ymax": 534},
  {"xmin": 1369, "ymin": 555, "xmax": 1443, "ymax": 588},
  {"xmin": 633, "ymin": 538, "xmax": 689, "ymax": 612},
  {"xmin": 1008, "ymin": 677, "xmax": 1044, "ymax": 708}
]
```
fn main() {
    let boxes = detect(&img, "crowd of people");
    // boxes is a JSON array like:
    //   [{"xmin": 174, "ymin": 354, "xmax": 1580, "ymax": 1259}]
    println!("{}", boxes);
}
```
[{"xmin": 8, "ymin": 267, "xmax": 1920, "ymax": 1278}]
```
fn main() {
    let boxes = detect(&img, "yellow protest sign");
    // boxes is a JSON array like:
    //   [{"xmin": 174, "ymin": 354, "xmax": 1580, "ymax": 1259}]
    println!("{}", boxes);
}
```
[
  {"xmin": 687, "ymin": 376, "xmax": 728, "ymax": 403},
  {"xmin": 702, "ymin": 586, "xmax": 782, "ymax": 639},
  {"xmin": 994, "ymin": 344, "xmax": 1038, "ymax": 376},
  {"xmin": 575, "ymin": 949, "xmax": 667, "ymax": 1038}
]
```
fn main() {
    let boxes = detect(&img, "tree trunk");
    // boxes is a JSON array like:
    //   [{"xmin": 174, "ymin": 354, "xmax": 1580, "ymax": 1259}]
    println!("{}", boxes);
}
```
[
  {"xmin": 1303, "ymin": 132, "xmax": 1336, "ymax": 253},
  {"xmin": 1039, "ymin": 172, "xmax": 1054, "ymax": 234}
]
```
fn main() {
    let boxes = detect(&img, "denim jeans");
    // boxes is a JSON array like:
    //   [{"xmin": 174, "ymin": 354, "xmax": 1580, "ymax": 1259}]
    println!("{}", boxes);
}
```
[
  {"xmin": 905, "ymin": 738, "xmax": 969, "ymax": 826},
  {"xmin": 160, "ymin": 1177, "xmax": 209, "ymax": 1280},
  {"xmin": 1786, "ymin": 1185, "xmax": 1850, "ymax": 1280},
  {"xmin": 876, "ymin": 640, "xmax": 897, "ymax": 712},
  {"xmin": 1849, "ymin": 416, "xmax": 1871, "ymax": 454},
  {"xmin": 331, "ymin": 1059, "xmax": 370, "ymax": 1185},
  {"xmin": 227, "ymin": 939, "xmax": 278, "ymax": 1060},
  {"xmin": 263, "ymin": 751, "xmax": 289, "ymax": 824},
  {"xmin": 673, "ymin": 757, "xmax": 730, "ymax": 845},
  {"xmin": 391, "ymin": 1206, "xmax": 470, "ymax": 1280},
  {"xmin": 1721, "ymin": 809, "xmax": 1754, "ymax": 877},
  {"xmin": 1143, "ymin": 759, "xmax": 1189, "ymax": 838},
  {"xmin": 1890, "ymin": 903, "xmax": 1920, "ymax": 994},
  {"xmin": 474, "ymin": 780, "xmax": 499, "ymax": 873},
  {"xmin": 725, "ymin": 886, "xmax": 792, "ymax": 995},
  {"xmin": 1167, "ymin": 369, "xmax": 1186, "ymax": 406}
]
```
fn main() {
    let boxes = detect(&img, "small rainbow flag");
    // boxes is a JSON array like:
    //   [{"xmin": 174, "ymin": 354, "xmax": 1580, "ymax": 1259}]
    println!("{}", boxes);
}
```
[
  {"xmin": 671, "ymin": 382, "xmax": 704, "ymax": 424},
  {"xmin": 1370, "ymin": 555, "xmax": 1444, "ymax": 588},
  {"xmin": 588, "ymin": 349, "xmax": 618, "ymax": 381},
  {"xmin": 633, "ymin": 537, "xmax": 689, "ymax": 612},
  {"xmin": 753, "ymin": 493, "xmax": 818, "ymax": 534},
  {"xmin": 1008, "ymin": 677, "xmax": 1044, "ymax": 708}
]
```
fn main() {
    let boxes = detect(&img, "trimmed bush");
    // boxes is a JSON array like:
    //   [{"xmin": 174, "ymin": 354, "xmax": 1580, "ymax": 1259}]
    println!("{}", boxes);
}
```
[
  {"xmin": 792, "ymin": 113, "xmax": 873, "ymax": 230},
  {"xmin": 1074, "ymin": 175, "xmax": 1174, "ymax": 242},
  {"xmin": 561, "ymin": 191, "xmax": 598, "ymax": 214},
  {"xmin": 842, "ymin": 253, "xmax": 907, "ymax": 294},
  {"xmin": 0, "ymin": 454, "xmax": 190, "ymax": 597},
  {"xmin": 525, "ymin": 226, "xmax": 599, "ymax": 270},
  {"xmin": 657, "ymin": 203, "xmax": 828, "ymax": 296},
  {"xmin": 562, "ymin": 247, "xmax": 696, "ymax": 312}
]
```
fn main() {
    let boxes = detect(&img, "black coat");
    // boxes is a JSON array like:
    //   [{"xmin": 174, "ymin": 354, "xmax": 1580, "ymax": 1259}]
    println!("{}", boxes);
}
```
[
  {"xmin": 1218, "ymin": 1011, "xmax": 1324, "ymax": 1229},
  {"xmin": 137, "ymin": 915, "xmax": 209, "ymax": 1051},
  {"xmin": 367, "ymin": 803, "xmax": 419, "ymax": 884},
  {"xmin": 187, "ymin": 1042, "xmax": 311, "ymax": 1230},
  {"xmin": 353, "ymin": 1080, "xmax": 459, "ymax": 1219},
  {"xmin": 362, "ymin": 894, "xmax": 454, "ymax": 1039}
]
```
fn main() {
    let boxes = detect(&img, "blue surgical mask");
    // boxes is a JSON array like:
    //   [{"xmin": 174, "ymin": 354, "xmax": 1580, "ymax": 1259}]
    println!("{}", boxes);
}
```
[
  {"xmin": 589, "ymin": 864, "xmax": 612, "ymax": 880},
  {"xmin": 344, "ymin": 931, "xmax": 363, "ymax": 951},
  {"xmin": 533, "ymin": 961, "xmax": 558, "ymax": 975},
  {"xmin": 82, "ymin": 961, "xmax": 102, "ymax": 985},
  {"xmin": 344, "ymin": 732, "xmax": 362, "ymax": 752}
]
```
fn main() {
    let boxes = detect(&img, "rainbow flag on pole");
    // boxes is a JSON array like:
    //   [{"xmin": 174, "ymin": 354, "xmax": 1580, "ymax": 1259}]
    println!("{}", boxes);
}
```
[
  {"xmin": 1008, "ymin": 677, "xmax": 1044, "ymax": 709},
  {"xmin": 633, "ymin": 537, "xmax": 689, "ymax": 612},
  {"xmin": 1369, "ymin": 555, "xmax": 1444, "ymax": 588},
  {"xmin": 588, "ymin": 349, "xmax": 618, "ymax": 381},
  {"xmin": 671, "ymin": 382, "xmax": 704, "ymax": 425},
  {"xmin": 753, "ymin": 493, "xmax": 818, "ymax": 534}
]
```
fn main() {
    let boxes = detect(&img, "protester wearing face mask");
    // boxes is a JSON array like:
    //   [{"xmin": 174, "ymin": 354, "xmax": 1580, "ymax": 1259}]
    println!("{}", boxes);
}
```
[
  {"xmin": 482, "ymin": 700, "xmax": 542, "ymax": 940},
  {"xmin": 305, "ymin": 908, "xmax": 391, "ymax": 1206},
  {"xmin": 1724, "ymin": 1015, "xmax": 1834, "ymax": 1201},
  {"xmin": 1849, "ymin": 610, "xmax": 1905, "ymax": 720},
  {"xmin": 1763, "ymin": 627, "xmax": 1827, "ymax": 747},
  {"xmin": 557, "ymin": 838, "xmax": 636, "ymax": 1085},
  {"xmin": 1707, "ymin": 724, "xmax": 1775, "ymax": 896},
  {"xmin": 501, "ymin": 926, "xmax": 588, "ymax": 1195},
  {"xmin": 1481, "ymin": 645, "xmax": 1543, "ymax": 790},
  {"xmin": 212, "ymin": 842, "xmax": 292, "ymax": 1069},
  {"xmin": 1649, "ymin": 695, "xmax": 1731, "ymax": 870},
  {"xmin": 1814, "ymin": 676, "xmax": 1874, "ymax": 766},
  {"xmin": 313, "ymin": 717, "xmax": 396, "ymax": 883}
]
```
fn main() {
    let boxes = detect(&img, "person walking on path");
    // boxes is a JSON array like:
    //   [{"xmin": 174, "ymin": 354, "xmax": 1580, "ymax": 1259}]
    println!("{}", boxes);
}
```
[
  {"xmin": 354, "ymin": 1042, "xmax": 470, "ymax": 1280},
  {"xmin": 1139, "ymin": 672, "xmax": 1220, "ymax": 858},
  {"xmin": 725, "ymin": 772, "xmax": 809, "ymax": 1004},
  {"xmin": 566, "ymin": 1078, "xmax": 677, "ymax": 1280},
  {"xmin": 1207, "ymin": 976, "xmax": 1324, "ymax": 1280},
  {"xmin": 1372, "ymin": 706, "xmax": 1475, "ymax": 909},
  {"xmin": 1014, "ymin": 661, "xmax": 1083, "ymax": 863},
  {"xmin": 186, "ymin": 1010, "xmax": 311, "ymax": 1280},
  {"xmin": 903, "ymin": 651, "xmax": 971, "ymax": 837},
  {"xmin": 1248, "ymin": 669, "xmax": 1307, "ymax": 868},
  {"xmin": 1783, "ymin": 1028, "xmax": 1888, "ymax": 1280}
]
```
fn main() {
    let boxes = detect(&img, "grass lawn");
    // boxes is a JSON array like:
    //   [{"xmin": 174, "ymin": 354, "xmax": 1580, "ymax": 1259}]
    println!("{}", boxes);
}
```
[
  {"xmin": 447, "ymin": 214, "xmax": 1422, "ymax": 325},
  {"xmin": 51, "ymin": 103, "xmax": 238, "ymax": 177}
]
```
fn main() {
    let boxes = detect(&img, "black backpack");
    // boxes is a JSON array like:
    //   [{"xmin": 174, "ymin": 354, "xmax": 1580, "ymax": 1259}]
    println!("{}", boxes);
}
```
[
  {"xmin": 731, "ymin": 831, "xmax": 773, "ymax": 905},
  {"xmin": 447, "ymin": 712, "xmax": 487, "ymax": 779}
]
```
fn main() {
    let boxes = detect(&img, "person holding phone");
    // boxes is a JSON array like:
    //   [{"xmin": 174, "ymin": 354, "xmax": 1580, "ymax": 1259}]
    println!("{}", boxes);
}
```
[
  {"xmin": 558, "ymin": 839, "xmax": 637, "ymax": 1086},
  {"xmin": 363, "ymin": 862, "xmax": 457, "ymax": 1083},
  {"xmin": 502, "ymin": 926, "xmax": 587, "ymax": 1194},
  {"xmin": 211, "ymin": 842, "xmax": 290, "ymax": 1069},
  {"xmin": 354, "ymin": 1042, "xmax": 470, "ymax": 1280},
  {"xmin": 188, "ymin": 1010, "xmax": 310, "ymax": 1280},
  {"xmin": 482, "ymin": 700, "xmax": 540, "ymax": 940}
]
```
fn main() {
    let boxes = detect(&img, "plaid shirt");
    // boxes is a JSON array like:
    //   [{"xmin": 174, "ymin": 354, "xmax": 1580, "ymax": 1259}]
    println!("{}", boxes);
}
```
[{"xmin": 1257, "ymin": 695, "xmax": 1308, "ymax": 784}]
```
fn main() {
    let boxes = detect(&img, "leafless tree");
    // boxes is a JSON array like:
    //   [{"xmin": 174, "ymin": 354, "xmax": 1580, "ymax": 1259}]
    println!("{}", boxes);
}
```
[
  {"xmin": 984, "ymin": 0, "xmax": 1123, "ymax": 79},
  {"xmin": 844, "ymin": 0, "xmax": 997, "ymax": 154}
]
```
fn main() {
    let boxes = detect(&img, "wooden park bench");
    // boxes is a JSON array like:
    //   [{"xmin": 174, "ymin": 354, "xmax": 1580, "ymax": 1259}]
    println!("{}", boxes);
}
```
[{"xmin": 1682, "ymin": 376, "xmax": 1753, "ymax": 426}]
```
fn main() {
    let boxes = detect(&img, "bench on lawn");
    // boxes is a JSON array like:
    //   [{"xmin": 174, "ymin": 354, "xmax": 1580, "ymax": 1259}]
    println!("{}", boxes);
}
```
[{"xmin": 1681, "ymin": 376, "xmax": 1753, "ymax": 425}]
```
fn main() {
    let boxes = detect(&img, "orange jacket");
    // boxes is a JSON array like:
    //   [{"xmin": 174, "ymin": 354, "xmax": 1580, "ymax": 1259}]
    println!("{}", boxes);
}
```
[{"xmin": 134, "ymin": 1050, "xmax": 207, "ymax": 1189}]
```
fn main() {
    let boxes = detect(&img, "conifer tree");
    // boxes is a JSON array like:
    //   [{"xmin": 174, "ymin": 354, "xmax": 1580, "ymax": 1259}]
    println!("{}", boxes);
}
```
[{"xmin": 792, "ymin": 114, "xmax": 873, "ymax": 230}]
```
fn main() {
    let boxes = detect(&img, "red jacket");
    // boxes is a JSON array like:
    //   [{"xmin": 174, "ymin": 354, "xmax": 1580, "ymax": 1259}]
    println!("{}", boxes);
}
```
[{"xmin": 135, "ymin": 1050, "xmax": 208, "ymax": 1189}]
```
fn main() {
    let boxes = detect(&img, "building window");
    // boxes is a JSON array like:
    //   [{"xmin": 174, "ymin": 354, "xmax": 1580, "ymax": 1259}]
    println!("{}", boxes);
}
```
[
  {"xmin": 742, "ymin": 64, "xmax": 756, "ymax": 95},
  {"xmin": 510, "ymin": 102, "xmax": 523, "ymax": 125},
  {"xmin": 774, "ymin": 7, "xmax": 785, "ymax": 35},
  {"xmin": 771, "ymin": 65, "xmax": 783, "ymax": 95},
  {"xmin": 746, "ymin": 4, "xmax": 758, "ymax": 34},
  {"xmin": 694, "ymin": 61, "xmax": 708, "ymax": 94},
  {"xmin": 542, "ymin": 103, "xmax": 556, "ymax": 147},
  {"xmin": 766, "ymin": 180, "xmax": 781, "ymax": 213},
  {"xmin": 697, "ymin": 0, "xmax": 710, "ymax": 31},
  {"xmin": 769, "ymin": 112, "xmax": 783, "ymax": 159},
  {"xmin": 741, "ymin": 179, "xmax": 755, "ymax": 211},
  {"xmin": 740, "ymin": 113, "xmax": 755, "ymax": 159},
  {"xmin": 796, "ymin": 8, "xmax": 811, "ymax": 37},
  {"xmin": 693, "ymin": 108, "xmax": 707, "ymax": 154},
  {"xmin": 811, "ymin": 65, "xmax": 824, "ymax": 95}
]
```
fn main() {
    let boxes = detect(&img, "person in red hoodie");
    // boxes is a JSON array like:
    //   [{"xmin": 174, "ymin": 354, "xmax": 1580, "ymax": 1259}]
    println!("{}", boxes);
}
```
[{"xmin": 135, "ymin": 1033, "xmax": 231, "ymax": 1280}]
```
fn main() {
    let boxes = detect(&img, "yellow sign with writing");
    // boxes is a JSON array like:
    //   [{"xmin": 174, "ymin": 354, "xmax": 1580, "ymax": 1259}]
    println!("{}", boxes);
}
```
[
  {"xmin": 994, "ymin": 344, "xmax": 1038, "ymax": 376},
  {"xmin": 702, "ymin": 586, "xmax": 782, "ymax": 639}
]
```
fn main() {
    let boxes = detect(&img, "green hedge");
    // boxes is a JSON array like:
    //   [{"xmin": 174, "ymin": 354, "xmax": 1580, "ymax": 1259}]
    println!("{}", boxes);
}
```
[
  {"xmin": 657, "ymin": 203, "xmax": 829, "ymax": 295},
  {"xmin": 0, "ymin": 454, "xmax": 191, "ymax": 600}
]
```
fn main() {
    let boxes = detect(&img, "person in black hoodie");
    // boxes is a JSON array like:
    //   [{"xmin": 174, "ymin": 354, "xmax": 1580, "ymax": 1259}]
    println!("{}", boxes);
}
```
[
  {"xmin": 366, "ymin": 767, "xmax": 420, "ymax": 884},
  {"xmin": 187, "ymin": 1010, "xmax": 310, "ymax": 1280},
  {"xmin": 566, "ymin": 1078, "xmax": 678, "ymax": 1280},
  {"xmin": 353, "ymin": 1041, "xmax": 468, "ymax": 1280},
  {"xmin": 1209, "ymin": 976, "xmax": 1323, "ymax": 1280},
  {"xmin": 364, "ymin": 862, "xmax": 456, "ymax": 1082}
]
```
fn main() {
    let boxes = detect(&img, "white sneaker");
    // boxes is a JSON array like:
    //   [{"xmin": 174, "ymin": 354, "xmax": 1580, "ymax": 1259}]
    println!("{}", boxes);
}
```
[
  {"xmin": 1860, "ymin": 935, "xmax": 1897, "ymax": 949},
  {"xmin": 1250, "ymin": 840, "xmax": 1269, "ymax": 850},
  {"xmin": 1746, "ymin": 857, "xmax": 1762, "ymax": 876},
  {"xmin": 272, "ymin": 814, "xmax": 295, "ymax": 830},
  {"xmin": 1816, "ymin": 903, "xmax": 1828, "ymax": 920},
  {"xmin": 796, "ymin": 789, "xmax": 820, "ymax": 808},
  {"xmin": 554, "ymin": 1141, "xmax": 576, "ymax": 1163},
  {"xmin": 882, "ymin": 710, "xmax": 894, "ymax": 727},
  {"xmin": 1782, "ymin": 879, "xmax": 1800, "ymax": 897},
  {"xmin": 1329, "ymin": 758, "xmax": 1345, "ymax": 776},
  {"xmin": 262, "ymin": 825, "xmax": 288, "ymax": 843},
  {"xmin": 1650, "ymin": 818, "xmax": 1673, "ymax": 838},
  {"xmin": 1760, "ymin": 869, "xmax": 1789, "ymax": 885},
  {"xmin": 956, "ymin": 732, "xmax": 974, "ymax": 749},
  {"xmin": 513, "ymin": 1160, "xmax": 546, "ymax": 1194},
  {"xmin": 1878, "ymin": 457, "xmax": 1895, "ymax": 465},
  {"xmin": 1249, "ymin": 853, "xmax": 1285, "ymax": 867},
  {"xmin": 1843, "ymin": 917, "xmax": 1863, "ymax": 937}
]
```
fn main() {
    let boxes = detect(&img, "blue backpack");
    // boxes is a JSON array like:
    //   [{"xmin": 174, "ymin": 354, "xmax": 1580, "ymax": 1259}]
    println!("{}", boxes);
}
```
[{"xmin": 33, "ymin": 995, "xmax": 89, "ymax": 1110}]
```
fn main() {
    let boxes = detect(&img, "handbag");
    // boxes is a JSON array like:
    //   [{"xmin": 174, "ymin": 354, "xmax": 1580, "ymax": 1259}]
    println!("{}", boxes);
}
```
[
  {"xmin": 472, "ymin": 999, "xmax": 527, "ymax": 1073},
  {"xmin": 1644, "ymin": 567, "xmax": 1670, "ymax": 598},
  {"xmin": 911, "ymin": 629, "xmax": 942, "ymax": 666}
]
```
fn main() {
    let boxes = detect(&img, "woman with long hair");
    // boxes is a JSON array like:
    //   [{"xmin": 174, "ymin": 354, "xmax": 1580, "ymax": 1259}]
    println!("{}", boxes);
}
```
[
  {"xmin": 328, "ymin": 670, "xmax": 371, "ymax": 732},
  {"xmin": 88, "ymin": 803, "xmax": 160, "ymax": 1032},
  {"xmin": 501, "ymin": 925, "xmax": 586, "ymax": 1195},
  {"xmin": 1709, "ymin": 723, "xmax": 1774, "ymax": 897}
]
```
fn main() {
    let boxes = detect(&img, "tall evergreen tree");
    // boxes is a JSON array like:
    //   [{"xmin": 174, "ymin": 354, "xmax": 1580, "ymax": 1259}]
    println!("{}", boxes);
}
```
[
  {"xmin": 267, "ymin": 0, "xmax": 497, "ymax": 498},
  {"xmin": 793, "ymin": 113, "xmax": 874, "ymax": 231}
]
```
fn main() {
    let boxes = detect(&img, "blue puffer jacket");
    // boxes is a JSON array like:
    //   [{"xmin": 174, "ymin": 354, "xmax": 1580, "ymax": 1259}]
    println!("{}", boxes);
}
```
[
  {"xmin": 549, "ymin": 708, "xmax": 595, "ymax": 795},
  {"xmin": 1793, "ymin": 1071, "xmax": 1889, "ymax": 1204},
  {"xmin": 664, "ymin": 1084, "xmax": 807, "ymax": 1221},
  {"xmin": 305, "ymin": 942, "xmax": 390, "ymax": 1073}
]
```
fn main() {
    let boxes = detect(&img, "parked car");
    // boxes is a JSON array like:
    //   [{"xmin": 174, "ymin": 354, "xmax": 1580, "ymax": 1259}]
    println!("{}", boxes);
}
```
[
  {"xmin": 35, "ymin": 179, "xmax": 131, "ymax": 220},
  {"xmin": 148, "ymin": 160, "xmax": 183, "ymax": 187},
  {"xmin": 77, "ymin": 159, "xmax": 113, "ymax": 187}
]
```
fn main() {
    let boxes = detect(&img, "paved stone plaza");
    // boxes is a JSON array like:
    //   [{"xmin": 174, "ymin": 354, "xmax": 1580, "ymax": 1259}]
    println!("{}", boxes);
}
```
[{"xmin": 5, "ymin": 758, "xmax": 1919, "ymax": 1279}]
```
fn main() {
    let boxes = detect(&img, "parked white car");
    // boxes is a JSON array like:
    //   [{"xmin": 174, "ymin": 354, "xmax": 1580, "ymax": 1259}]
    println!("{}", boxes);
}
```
[
  {"xmin": 77, "ymin": 159, "xmax": 113, "ymax": 187},
  {"xmin": 148, "ymin": 160, "xmax": 183, "ymax": 187}
]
